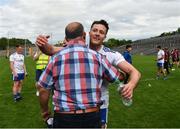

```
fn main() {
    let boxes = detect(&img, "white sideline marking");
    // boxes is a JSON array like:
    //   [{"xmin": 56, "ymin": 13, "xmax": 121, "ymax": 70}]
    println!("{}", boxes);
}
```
[
  {"xmin": 140, "ymin": 76, "xmax": 175, "ymax": 82},
  {"xmin": 141, "ymin": 78, "xmax": 155, "ymax": 81}
]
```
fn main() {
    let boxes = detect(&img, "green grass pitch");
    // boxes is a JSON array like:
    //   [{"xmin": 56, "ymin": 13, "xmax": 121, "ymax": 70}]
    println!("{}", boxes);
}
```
[{"xmin": 0, "ymin": 55, "xmax": 180, "ymax": 128}]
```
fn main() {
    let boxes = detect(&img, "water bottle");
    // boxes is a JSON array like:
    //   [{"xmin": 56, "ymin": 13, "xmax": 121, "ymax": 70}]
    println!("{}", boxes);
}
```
[{"xmin": 117, "ymin": 83, "xmax": 133, "ymax": 107}]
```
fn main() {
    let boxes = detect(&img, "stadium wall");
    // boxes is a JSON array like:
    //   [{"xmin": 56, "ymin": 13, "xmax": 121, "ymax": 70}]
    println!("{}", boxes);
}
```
[{"xmin": 113, "ymin": 34, "xmax": 180, "ymax": 55}]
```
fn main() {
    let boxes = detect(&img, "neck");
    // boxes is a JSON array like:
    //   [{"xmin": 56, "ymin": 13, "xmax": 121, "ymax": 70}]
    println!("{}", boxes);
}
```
[
  {"xmin": 90, "ymin": 43, "xmax": 102, "ymax": 51},
  {"xmin": 66, "ymin": 37, "xmax": 85, "ymax": 46}
]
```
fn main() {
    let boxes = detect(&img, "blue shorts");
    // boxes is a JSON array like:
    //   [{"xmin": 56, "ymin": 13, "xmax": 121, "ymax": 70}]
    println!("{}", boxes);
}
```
[
  {"xmin": 36, "ymin": 69, "xmax": 44, "ymax": 82},
  {"xmin": 13, "ymin": 73, "xmax": 24, "ymax": 81},
  {"xmin": 157, "ymin": 63, "xmax": 164, "ymax": 68},
  {"xmin": 100, "ymin": 108, "xmax": 108, "ymax": 124}
]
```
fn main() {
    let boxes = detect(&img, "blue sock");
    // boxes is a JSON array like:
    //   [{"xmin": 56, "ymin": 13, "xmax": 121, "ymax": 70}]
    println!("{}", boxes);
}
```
[
  {"xmin": 17, "ymin": 93, "xmax": 20, "ymax": 97},
  {"xmin": 16, "ymin": 93, "xmax": 21, "ymax": 99},
  {"xmin": 14, "ymin": 94, "xmax": 17, "ymax": 98},
  {"xmin": 13, "ymin": 94, "xmax": 17, "ymax": 100}
]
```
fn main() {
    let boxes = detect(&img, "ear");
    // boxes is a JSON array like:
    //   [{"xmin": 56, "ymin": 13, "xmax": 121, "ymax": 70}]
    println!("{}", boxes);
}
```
[
  {"xmin": 65, "ymin": 36, "xmax": 69, "ymax": 42},
  {"xmin": 83, "ymin": 32, "xmax": 86, "ymax": 40}
]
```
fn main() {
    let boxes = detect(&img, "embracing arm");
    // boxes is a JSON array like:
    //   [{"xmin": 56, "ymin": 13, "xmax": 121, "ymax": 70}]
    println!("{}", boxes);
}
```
[
  {"xmin": 36, "ymin": 35, "xmax": 63, "ymax": 56},
  {"xmin": 117, "ymin": 61, "xmax": 141, "ymax": 99}
]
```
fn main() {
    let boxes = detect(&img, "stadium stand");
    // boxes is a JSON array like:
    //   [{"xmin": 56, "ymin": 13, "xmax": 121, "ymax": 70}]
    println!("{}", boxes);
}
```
[
  {"xmin": 1, "ymin": 34, "xmax": 180, "ymax": 56},
  {"xmin": 113, "ymin": 34, "xmax": 180, "ymax": 55}
]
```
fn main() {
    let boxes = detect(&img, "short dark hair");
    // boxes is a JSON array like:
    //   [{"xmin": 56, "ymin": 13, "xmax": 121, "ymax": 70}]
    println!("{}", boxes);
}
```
[
  {"xmin": 157, "ymin": 45, "xmax": 161, "ymax": 49},
  {"xmin": 126, "ymin": 44, "xmax": 132, "ymax": 49},
  {"xmin": 65, "ymin": 22, "xmax": 84, "ymax": 40},
  {"xmin": 16, "ymin": 44, "xmax": 20, "ymax": 48},
  {"xmin": 91, "ymin": 20, "xmax": 109, "ymax": 34}
]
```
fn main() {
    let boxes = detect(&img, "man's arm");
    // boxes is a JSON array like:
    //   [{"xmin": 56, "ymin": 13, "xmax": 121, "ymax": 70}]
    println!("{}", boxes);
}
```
[
  {"xmin": 37, "ymin": 57, "xmax": 54, "ymax": 121},
  {"xmin": 10, "ymin": 61, "xmax": 17, "ymax": 77},
  {"xmin": 117, "ymin": 61, "xmax": 141, "ymax": 99},
  {"xmin": 36, "ymin": 35, "xmax": 62, "ymax": 56},
  {"xmin": 38, "ymin": 86, "xmax": 51, "ymax": 121},
  {"xmin": 23, "ymin": 64, "xmax": 27, "ymax": 76}
]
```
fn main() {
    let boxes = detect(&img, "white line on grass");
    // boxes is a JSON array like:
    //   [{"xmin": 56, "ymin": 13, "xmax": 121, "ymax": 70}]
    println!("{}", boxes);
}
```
[{"xmin": 140, "ymin": 76, "xmax": 175, "ymax": 82}]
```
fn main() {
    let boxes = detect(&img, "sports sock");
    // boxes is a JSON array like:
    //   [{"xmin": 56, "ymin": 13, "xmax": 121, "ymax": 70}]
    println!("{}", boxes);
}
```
[
  {"xmin": 16, "ymin": 93, "xmax": 22, "ymax": 99},
  {"xmin": 13, "ymin": 94, "xmax": 17, "ymax": 101}
]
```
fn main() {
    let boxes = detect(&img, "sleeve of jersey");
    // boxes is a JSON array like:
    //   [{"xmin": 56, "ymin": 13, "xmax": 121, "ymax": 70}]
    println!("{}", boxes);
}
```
[
  {"xmin": 162, "ymin": 51, "xmax": 165, "ymax": 56},
  {"xmin": 101, "ymin": 56, "xmax": 120, "ymax": 83},
  {"xmin": 38, "ymin": 58, "xmax": 54, "ymax": 89},
  {"xmin": 9, "ymin": 55, "xmax": 14, "ymax": 62},
  {"xmin": 113, "ymin": 52, "xmax": 125, "ymax": 65}
]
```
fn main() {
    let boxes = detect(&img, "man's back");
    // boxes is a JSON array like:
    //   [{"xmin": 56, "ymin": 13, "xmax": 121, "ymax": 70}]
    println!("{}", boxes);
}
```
[
  {"xmin": 157, "ymin": 49, "xmax": 165, "ymax": 63},
  {"xmin": 38, "ymin": 43, "xmax": 119, "ymax": 112}
]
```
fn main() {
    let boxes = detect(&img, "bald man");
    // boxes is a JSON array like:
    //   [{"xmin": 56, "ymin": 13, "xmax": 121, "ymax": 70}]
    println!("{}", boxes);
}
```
[{"xmin": 37, "ymin": 22, "xmax": 123, "ymax": 128}]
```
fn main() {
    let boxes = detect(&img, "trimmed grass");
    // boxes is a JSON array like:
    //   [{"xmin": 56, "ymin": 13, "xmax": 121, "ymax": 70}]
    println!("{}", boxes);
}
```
[
  {"xmin": 108, "ymin": 55, "xmax": 180, "ymax": 127},
  {"xmin": 0, "ymin": 55, "xmax": 180, "ymax": 127},
  {"xmin": 0, "ymin": 57, "xmax": 44, "ymax": 128}
]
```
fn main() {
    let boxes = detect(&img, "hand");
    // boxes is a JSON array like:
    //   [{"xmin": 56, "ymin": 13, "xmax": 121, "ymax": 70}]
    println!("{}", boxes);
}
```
[
  {"xmin": 13, "ymin": 72, "xmax": 18, "ymax": 77},
  {"xmin": 36, "ymin": 35, "xmax": 50, "ymax": 47},
  {"xmin": 121, "ymin": 83, "xmax": 134, "ymax": 99},
  {"xmin": 25, "ymin": 72, "xmax": 28, "ymax": 77}
]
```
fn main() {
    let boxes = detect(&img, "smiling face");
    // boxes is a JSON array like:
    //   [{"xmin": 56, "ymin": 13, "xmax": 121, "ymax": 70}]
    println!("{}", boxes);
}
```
[
  {"xmin": 16, "ymin": 46, "xmax": 23, "ymax": 54},
  {"xmin": 89, "ymin": 24, "xmax": 107, "ymax": 47}
]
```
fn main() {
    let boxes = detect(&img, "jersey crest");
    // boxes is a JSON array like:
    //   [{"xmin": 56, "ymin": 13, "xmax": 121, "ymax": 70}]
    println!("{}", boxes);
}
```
[{"xmin": 103, "ymin": 47, "xmax": 116, "ymax": 53}]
